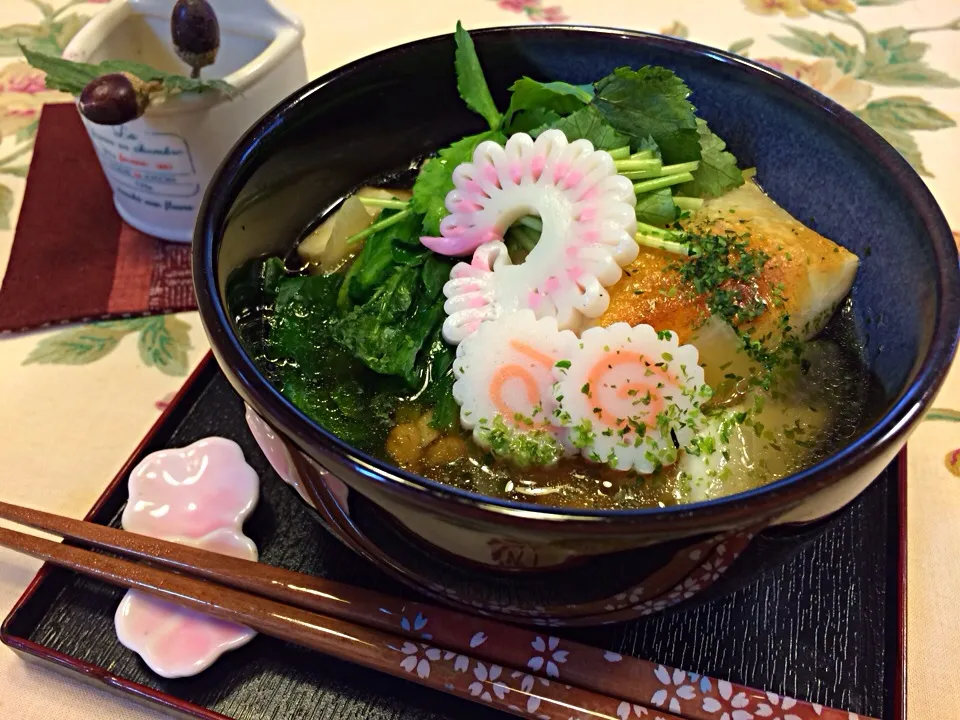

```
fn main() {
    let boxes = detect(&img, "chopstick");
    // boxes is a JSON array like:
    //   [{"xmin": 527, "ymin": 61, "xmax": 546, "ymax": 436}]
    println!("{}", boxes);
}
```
[
  {"xmin": 0, "ymin": 500, "xmax": 875, "ymax": 720},
  {"xmin": 0, "ymin": 521, "xmax": 660, "ymax": 720}
]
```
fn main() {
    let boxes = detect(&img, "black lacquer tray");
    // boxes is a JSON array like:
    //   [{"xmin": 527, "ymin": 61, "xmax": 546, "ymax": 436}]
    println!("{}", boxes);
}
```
[{"xmin": 1, "ymin": 355, "xmax": 906, "ymax": 720}]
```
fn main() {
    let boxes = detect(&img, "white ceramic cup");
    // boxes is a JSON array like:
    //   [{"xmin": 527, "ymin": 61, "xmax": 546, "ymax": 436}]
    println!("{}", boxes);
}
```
[{"xmin": 63, "ymin": 0, "xmax": 307, "ymax": 243}]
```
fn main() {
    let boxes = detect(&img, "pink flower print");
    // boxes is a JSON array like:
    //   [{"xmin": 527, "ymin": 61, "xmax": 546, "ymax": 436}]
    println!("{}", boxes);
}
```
[
  {"xmin": 946, "ymin": 446, "xmax": 960, "ymax": 477},
  {"xmin": 651, "ymin": 665, "xmax": 698, "ymax": 713},
  {"xmin": 491, "ymin": 0, "xmax": 568, "ymax": 22},
  {"xmin": 499, "ymin": 0, "xmax": 535, "ymax": 9},
  {"xmin": 0, "ymin": 62, "xmax": 68, "ymax": 139},
  {"xmin": 539, "ymin": 6, "xmax": 568, "ymax": 22},
  {"xmin": 123, "ymin": 438, "xmax": 259, "ymax": 541},
  {"xmin": 1, "ymin": 72, "xmax": 46, "ymax": 95}
]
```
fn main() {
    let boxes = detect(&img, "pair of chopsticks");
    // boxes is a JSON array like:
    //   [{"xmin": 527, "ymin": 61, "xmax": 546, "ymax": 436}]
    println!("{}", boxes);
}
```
[{"xmin": 0, "ymin": 500, "xmax": 873, "ymax": 720}]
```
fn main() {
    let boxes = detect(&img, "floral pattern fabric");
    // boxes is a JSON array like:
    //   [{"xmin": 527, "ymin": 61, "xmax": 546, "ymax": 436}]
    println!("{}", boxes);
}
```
[{"xmin": 0, "ymin": 1, "xmax": 957, "ymax": 719}]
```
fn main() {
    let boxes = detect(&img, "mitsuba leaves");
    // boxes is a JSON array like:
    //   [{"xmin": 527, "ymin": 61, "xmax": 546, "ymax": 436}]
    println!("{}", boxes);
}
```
[
  {"xmin": 338, "ymin": 210, "xmax": 424, "ymax": 310},
  {"xmin": 531, "ymin": 105, "xmax": 630, "ymax": 150},
  {"xmin": 454, "ymin": 21, "xmax": 502, "ymax": 130},
  {"xmin": 509, "ymin": 107, "xmax": 564, "ymax": 133},
  {"xmin": 676, "ymin": 119, "xmax": 744, "ymax": 198},
  {"xmin": 593, "ymin": 66, "xmax": 701, "ymax": 163},
  {"xmin": 635, "ymin": 188, "xmax": 679, "ymax": 227},
  {"xmin": 504, "ymin": 77, "xmax": 592, "ymax": 127}
]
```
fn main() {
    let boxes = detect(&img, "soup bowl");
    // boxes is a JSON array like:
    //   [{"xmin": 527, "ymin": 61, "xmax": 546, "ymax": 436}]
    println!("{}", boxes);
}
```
[{"xmin": 194, "ymin": 26, "xmax": 960, "ymax": 626}]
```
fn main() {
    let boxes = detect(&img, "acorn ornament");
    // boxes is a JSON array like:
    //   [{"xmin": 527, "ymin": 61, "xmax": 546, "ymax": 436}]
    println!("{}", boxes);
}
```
[
  {"xmin": 78, "ymin": 72, "xmax": 153, "ymax": 125},
  {"xmin": 171, "ymin": 0, "xmax": 221, "ymax": 79}
]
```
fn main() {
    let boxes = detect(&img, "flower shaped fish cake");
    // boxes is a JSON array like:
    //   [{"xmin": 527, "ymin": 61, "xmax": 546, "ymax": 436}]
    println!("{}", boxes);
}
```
[
  {"xmin": 430, "ymin": 130, "xmax": 638, "ymax": 342},
  {"xmin": 453, "ymin": 310, "xmax": 578, "ymax": 465},
  {"xmin": 553, "ymin": 323, "xmax": 710, "ymax": 473}
]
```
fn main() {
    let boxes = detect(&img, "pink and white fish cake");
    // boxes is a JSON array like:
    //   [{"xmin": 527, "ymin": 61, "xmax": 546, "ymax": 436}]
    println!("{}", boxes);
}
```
[
  {"xmin": 552, "ymin": 323, "xmax": 711, "ymax": 474},
  {"xmin": 431, "ymin": 130, "xmax": 638, "ymax": 343},
  {"xmin": 452, "ymin": 311, "xmax": 578, "ymax": 465}
]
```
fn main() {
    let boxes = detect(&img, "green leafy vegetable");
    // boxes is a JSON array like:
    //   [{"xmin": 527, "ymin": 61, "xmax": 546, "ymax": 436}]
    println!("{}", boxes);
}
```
[
  {"xmin": 454, "ymin": 21, "xmax": 502, "ymax": 130},
  {"xmin": 508, "ymin": 107, "xmax": 563, "ymax": 133},
  {"xmin": 422, "ymin": 254, "xmax": 455, "ymax": 299},
  {"xmin": 411, "ymin": 129, "xmax": 507, "ymax": 236},
  {"xmin": 268, "ymin": 272, "xmax": 401, "ymax": 450},
  {"xmin": 676, "ymin": 119, "xmax": 744, "ymax": 198},
  {"xmin": 504, "ymin": 77, "xmax": 592, "ymax": 127},
  {"xmin": 632, "ymin": 135, "xmax": 663, "ymax": 160},
  {"xmin": 339, "ymin": 210, "xmax": 424, "ymax": 310},
  {"xmin": 635, "ymin": 188, "xmax": 679, "ymax": 227},
  {"xmin": 532, "ymin": 105, "xmax": 630, "ymax": 150},
  {"xmin": 334, "ymin": 265, "xmax": 446, "ymax": 385},
  {"xmin": 593, "ymin": 66, "xmax": 700, "ymax": 163},
  {"xmin": 20, "ymin": 44, "xmax": 236, "ymax": 97},
  {"xmin": 421, "ymin": 329, "xmax": 459, "ymax": 431}
]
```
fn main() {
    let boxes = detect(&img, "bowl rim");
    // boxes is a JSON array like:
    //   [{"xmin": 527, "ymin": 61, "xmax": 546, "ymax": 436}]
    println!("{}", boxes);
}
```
[{"xmin": 194, "ymin": 24, "xmax": 960, "ymax": 521}]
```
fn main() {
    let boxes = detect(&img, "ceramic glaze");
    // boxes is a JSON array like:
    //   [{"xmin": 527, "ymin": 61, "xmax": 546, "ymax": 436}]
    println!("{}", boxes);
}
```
[
  {"xmin": 116, "ymin": 437, "xmax": 260, "ymax": 678},
  {"xmin": 434, "ymin": 131, "xmax": 637, "ymax": 342}
]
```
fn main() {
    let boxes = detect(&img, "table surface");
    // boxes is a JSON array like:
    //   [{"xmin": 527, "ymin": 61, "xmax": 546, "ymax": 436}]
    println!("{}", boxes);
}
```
[{"xmin": 0, "ymin": 1, "xmax": 957, "ymax": 719}]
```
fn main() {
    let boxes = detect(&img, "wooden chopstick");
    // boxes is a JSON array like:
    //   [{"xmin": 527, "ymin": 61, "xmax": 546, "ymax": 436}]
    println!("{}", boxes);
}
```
[
  {"xmin": 0, "ymin": 521, "xmax": 671, "ymax": 720},
  {"xmin": 0, "ymin": 500, "xmax": 875, "ymax": 720}
]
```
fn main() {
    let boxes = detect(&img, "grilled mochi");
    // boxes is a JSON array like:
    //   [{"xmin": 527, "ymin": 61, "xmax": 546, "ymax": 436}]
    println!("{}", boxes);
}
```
[{"xmin": 594, "ymin": 180, "xmax": 859, "ymax": 389}]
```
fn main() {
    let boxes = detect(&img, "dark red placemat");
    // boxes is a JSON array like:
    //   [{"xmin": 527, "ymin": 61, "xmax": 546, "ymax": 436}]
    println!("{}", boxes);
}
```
[{"xmin": 0, "ymin": 103, "xmax": 197, "ymax": 334}]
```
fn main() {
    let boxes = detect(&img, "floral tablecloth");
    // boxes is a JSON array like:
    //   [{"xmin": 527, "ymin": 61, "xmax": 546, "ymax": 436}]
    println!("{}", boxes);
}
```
[{"xmin": 0, "ymin": 1, "xmax": 957, "ymax": 718}]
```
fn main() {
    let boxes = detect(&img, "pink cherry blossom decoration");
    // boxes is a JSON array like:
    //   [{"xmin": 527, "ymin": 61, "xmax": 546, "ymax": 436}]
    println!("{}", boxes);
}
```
[
  {"xmin": 122, "ymin": 437, "xmax": 259, "ymax": 540},
  {"xmin": 115, "ymin": 438, "xmax": 260, "ymax": 678}
]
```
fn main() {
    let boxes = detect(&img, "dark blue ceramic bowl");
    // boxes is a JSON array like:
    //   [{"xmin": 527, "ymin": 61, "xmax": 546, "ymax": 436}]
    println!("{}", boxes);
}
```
[{"xmin": 194, "ymin": 26, "xmax": 960, "ymax": 625}]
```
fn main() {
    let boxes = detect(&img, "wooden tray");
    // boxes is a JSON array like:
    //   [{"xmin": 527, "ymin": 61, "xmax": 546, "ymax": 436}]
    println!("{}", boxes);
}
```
[{"xmin": 1, "ymin": 354, "xmax": 907, "ymax": 720}]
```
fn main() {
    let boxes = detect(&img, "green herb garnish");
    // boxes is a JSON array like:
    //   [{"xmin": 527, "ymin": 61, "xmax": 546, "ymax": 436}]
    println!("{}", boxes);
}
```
[
  {"xmin": 454, "ymin": 21, "xmax": 502, "ymax": 131},
  {"xmin": 20, "ymin": 44, "xmax": 236, "ymax": 98}
]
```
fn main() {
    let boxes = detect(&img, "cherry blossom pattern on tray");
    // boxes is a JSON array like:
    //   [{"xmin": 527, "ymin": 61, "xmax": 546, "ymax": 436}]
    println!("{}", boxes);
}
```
[{"xmin": 115, "ymin": 437, "xmax": 260, "ymax": 678}]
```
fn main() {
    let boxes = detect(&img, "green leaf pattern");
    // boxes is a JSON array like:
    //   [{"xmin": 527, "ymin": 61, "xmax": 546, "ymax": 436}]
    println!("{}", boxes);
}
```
[
  {"xmin": 23, "ymin": 317, "xmax": 193, "ymax": 376},
  {"xmin": 764, "ymin": 7, "xmax": 958, "ymax": 175}
]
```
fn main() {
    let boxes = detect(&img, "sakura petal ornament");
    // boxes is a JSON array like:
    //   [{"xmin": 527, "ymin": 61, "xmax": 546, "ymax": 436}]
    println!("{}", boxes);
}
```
[
  {"xmin": 430, "ymin": 130, "xmax": 638, "ymax": 343},
  {"xmin": 122, "ymin": 437, "xmax": 259, "ymax": 541},
  {"xmin": 116, "ymin": 437, "xmax": 260, "ymax": 678}
]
